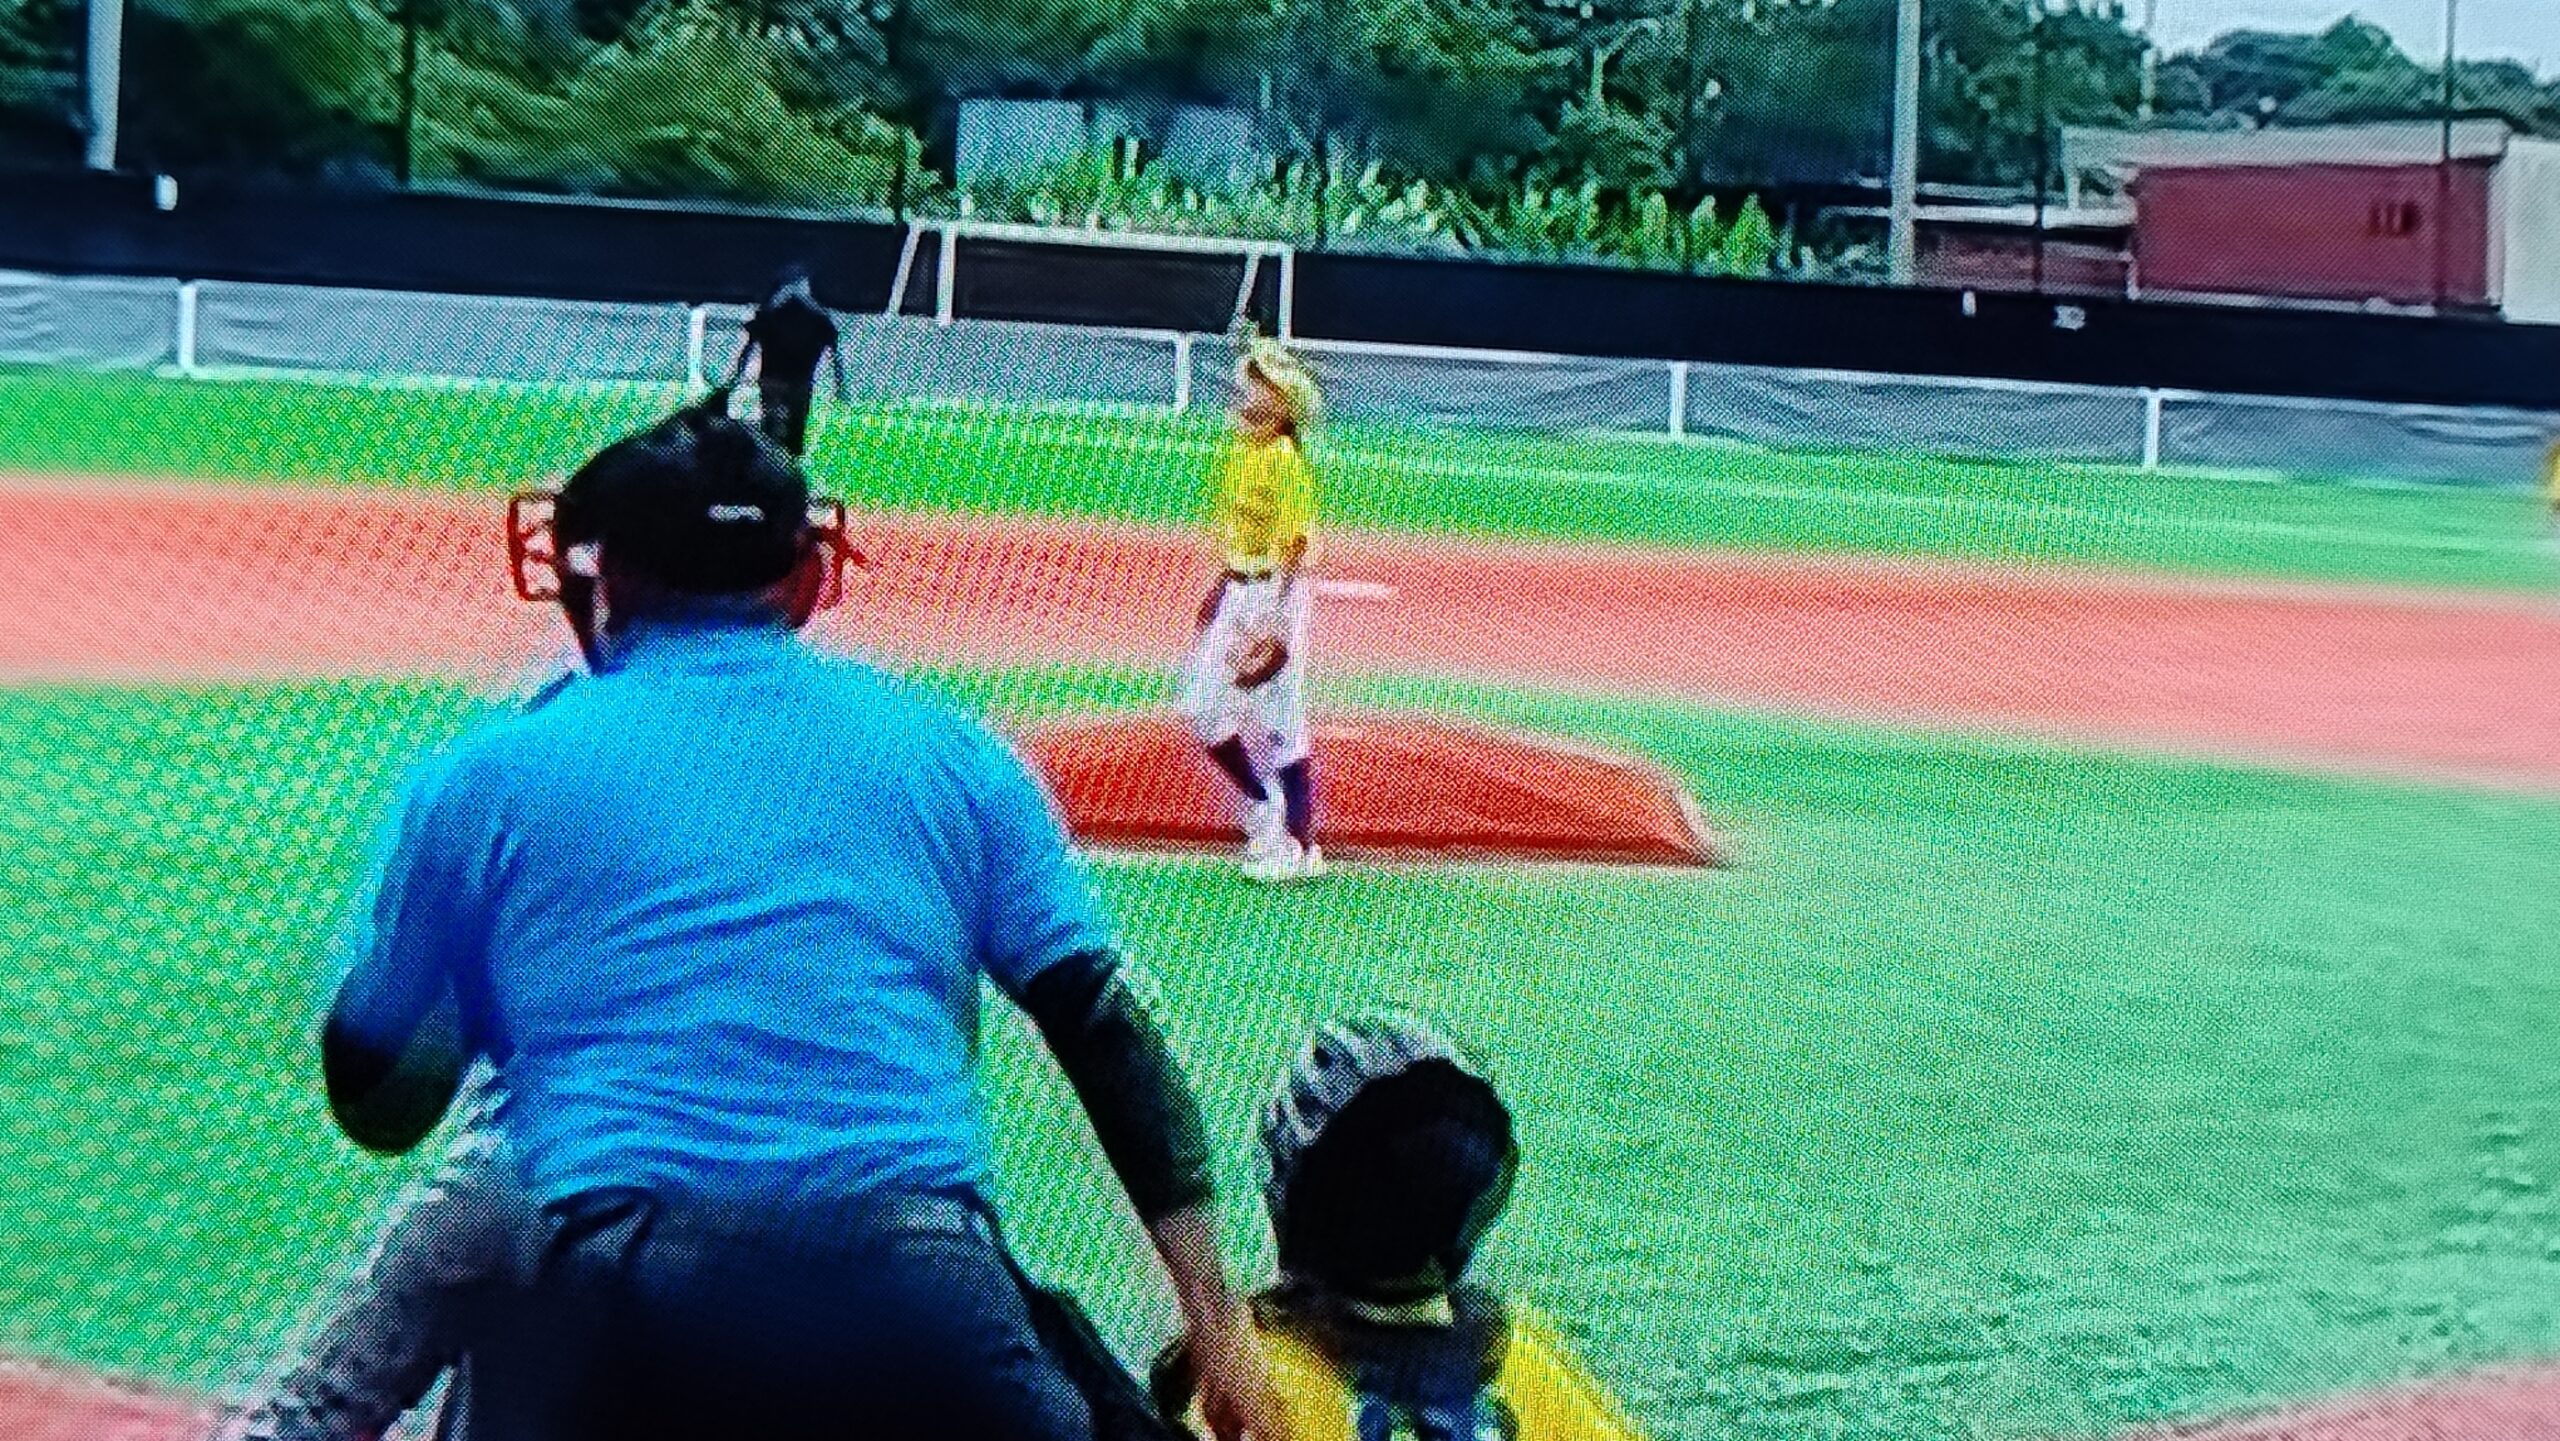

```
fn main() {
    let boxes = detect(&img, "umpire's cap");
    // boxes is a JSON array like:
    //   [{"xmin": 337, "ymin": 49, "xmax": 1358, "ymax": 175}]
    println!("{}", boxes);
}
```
[
  {"xmin": 556, "ymin": 400, "xmax": 810, "ymax": 595},
  {"xmin": 1260, "ymin": 1012, "xmax": 1518, "ymax": 1307}
]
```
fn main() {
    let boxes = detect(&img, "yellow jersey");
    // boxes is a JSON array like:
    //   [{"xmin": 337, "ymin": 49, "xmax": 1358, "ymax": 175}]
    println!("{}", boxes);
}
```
[
  {"xmin": 1217, "ymin": 432, "xmax": 1319, "ymax": 574},
  {"xmin": 2545, "ymin": 439, "xmax": 2560, "ymax": 509}
]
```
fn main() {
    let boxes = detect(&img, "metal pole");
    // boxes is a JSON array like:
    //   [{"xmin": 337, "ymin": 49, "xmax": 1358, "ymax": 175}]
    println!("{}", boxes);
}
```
[
  {"xmin": 83, "ymin": 0, "xmax": 123, "ymax": 170},
  {"xmin": 1886, "ymin": 0, "xmax": 1922, "ymax": 285},
  {"xmin": 395, "ymin": 0, "xmax": 419, "ymax": 185},
  {"xmin": 2031, "ymin": 4, "xmax": 2049, "ymax": 294},
  {"xmin": 1276, "ymin": 247, "xmax": 1296, "ymax": 338},
  {"xmin": 2138, "ymin": 0, "xmax": 2159, "ymax": 123},
  {"xmin": 1680, "ymin": 0, "xmax": 1701, "ymax": 203},
  {"xmin": 175, "ymin": 280, "xmax": 199, "ymax": 376},
  {"xmin": 935, "ymin": 226, "xmax": 958, "ymax": 325},
  {"xmin": 2435, "ymin": 0, "xmax": 2457, "ymax": 310}
]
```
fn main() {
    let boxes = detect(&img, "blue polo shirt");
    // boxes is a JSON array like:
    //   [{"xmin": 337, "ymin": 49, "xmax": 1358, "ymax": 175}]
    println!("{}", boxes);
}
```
[{"xmin": 332, "ymin": 611, "xmax": 1114, "ymax": 1207}]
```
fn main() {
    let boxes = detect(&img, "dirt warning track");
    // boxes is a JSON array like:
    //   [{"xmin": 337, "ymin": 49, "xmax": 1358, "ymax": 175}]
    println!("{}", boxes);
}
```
[{"xmin": 0, "ymin": 477, "xmax": 2554, "ymax": 791}]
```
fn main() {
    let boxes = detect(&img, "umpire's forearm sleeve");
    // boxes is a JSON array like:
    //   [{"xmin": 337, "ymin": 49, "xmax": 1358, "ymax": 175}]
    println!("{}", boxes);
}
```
[{"xmin": 1017, "ymin": 949, "xmax": 1216, "ymax": 1223}]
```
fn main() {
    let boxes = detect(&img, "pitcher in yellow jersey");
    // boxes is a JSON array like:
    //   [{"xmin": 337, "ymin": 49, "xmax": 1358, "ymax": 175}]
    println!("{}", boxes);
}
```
[{"xmin": 1183, "ymin": 336, "xmax": 1327, "ymax": 883}]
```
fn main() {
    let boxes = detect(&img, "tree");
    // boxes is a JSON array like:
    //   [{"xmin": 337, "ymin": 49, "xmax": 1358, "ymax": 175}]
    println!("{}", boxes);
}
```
[
  {"xmin": 0, "ymin": 0, "xmax": 79, "ymax": 156},
  {"xmin": 437, "ymin": 1, "xmax": 902, "ymax": 205},
  {"xmin": 1268, "ymin": 0, "xmax": 1546, "ymax": 189},
  {"xmin": 1541, "ymin": 97, "xmax": 1672, "ymax": 192},
  {"xmin": 121, "ymin": 0, "xmax": 402, "ymax": 177}
]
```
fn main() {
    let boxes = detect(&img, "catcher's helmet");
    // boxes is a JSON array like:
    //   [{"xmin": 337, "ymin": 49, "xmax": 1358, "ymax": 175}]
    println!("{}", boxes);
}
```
[{"xmin": 1260, "ymin": 1013, "xmax": 1519, "ymax": 1307}]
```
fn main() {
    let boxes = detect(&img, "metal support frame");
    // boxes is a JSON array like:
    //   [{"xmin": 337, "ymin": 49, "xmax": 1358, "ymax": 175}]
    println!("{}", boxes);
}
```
[
  {"xmin": 884, "ymin": 224, "xmax": 923, "ymax": 316},
  {"xmin": 1232, "ymin": 253, "xmax": 1263, "ymax": 333},
  {"xmin": 935, "ymin": 227, "xmax": 958, "ymax": 326},
  {"xmin": 174, "ymin": 281, "xmax": 199, "ymax": 375},
  {"xmin": 1276, "ymin": 249, "xmax": 1297, "ymax": 339}
]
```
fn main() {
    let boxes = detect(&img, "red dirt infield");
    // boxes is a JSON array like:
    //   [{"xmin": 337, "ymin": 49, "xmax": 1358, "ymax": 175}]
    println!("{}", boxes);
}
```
[
  {"xmin": 0, "ymin": 479, "xmax": 2554, "ymax": 790},
  {"xmin": 1021, "ymin": 708, "xmax": 1723, "ymax": 865}
]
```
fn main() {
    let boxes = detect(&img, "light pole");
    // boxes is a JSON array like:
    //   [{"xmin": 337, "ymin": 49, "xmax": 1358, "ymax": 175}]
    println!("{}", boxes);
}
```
[
  {"xmin": 2030, "ymin": 0, "xmax": 2050, "ymax": 293},
  {"xmin": 393, "ymin": 0, "xmax": 420, "ymax": 185},
  {"xmin": 1679, "ymin": 0, "xmax": 1701, "ymax": 193},
  {"xmin": 2435, "ymin": 0, "xmax": 2458, "ymax": 309},
  {"xmin": 2138, "ymin": 0, "xmax": 2159, "ymax": 122},
  {"xmin": 84, "ymin": 0, "xmax": 123, "ymax": 170},
  {"xmin": 1886, "ymin": 0, "xmax": 1921, "ymax": 285}
]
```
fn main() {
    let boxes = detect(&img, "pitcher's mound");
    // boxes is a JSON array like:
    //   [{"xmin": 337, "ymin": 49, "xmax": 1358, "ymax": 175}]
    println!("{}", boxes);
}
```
[{"xmin": 1020, "ymin": 708, "xmax": 1722, "ymax": 867}]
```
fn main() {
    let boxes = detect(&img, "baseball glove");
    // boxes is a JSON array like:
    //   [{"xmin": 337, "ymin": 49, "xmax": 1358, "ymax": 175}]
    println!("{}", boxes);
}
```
[{"xmin": 1231, "ymin": 634, "xmax": 1289, "ymax": 690}]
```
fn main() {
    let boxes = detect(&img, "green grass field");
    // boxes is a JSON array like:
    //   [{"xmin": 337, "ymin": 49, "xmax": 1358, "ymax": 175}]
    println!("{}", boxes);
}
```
[
  {"xmin": 2, "ymin": 368, "xmax": 2552, "ymax": 590},
  {"xmin": 4, "ymin": 667, "xmax": 2558, "ymax": 1441}
]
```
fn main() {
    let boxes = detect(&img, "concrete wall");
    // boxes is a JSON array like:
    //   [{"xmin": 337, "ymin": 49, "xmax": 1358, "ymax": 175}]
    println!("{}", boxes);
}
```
[{"xmin": 2495, "ymin": 140, "xmax": 2560, "ymax": 325}]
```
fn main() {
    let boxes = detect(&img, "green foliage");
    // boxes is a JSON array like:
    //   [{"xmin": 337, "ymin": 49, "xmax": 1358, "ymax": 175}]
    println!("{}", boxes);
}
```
[
  {"xmin": 0, "ymin": 0, "xmax": 77, "ymax": 152},
  {"xmin": 352, "ymin": 1, "xmax": 904, "ymax": 206},
  {"xmin": 14, "ymin": 0, "xmax": 2560, "ymax": 270},
  {"xmin": 1721, "ymin": 192, "xmax": 1776, "ymax": 274},
  {"xmin": 123, "ymin": 0, "xmax": 401, "ymax": 177},
  {"xmin": 2160, "ymin": 18, "xmax": 2560, "ymax": 136},
  {"xmin": 937, "ymin": 137, "xmax": 1794, "ymax": 275}
]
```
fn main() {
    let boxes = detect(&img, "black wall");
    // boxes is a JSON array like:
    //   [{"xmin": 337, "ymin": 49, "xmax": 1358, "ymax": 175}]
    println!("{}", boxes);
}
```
[
  {"xmin": 10, "ymin": 171, "xmax": 910, "ymax": 308},
  {"xmin": 10, "ymin": 172, "xmax": 2556, "ymax": 410},
  {"xmin": 1290, "ymin": 252, "xmax": 2560, "ymax": 411}
]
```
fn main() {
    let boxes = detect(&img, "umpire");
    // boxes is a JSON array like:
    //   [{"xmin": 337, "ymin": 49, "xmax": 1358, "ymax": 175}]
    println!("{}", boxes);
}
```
[
  {"xmin": 321, "ymin": 401, "xmax": 1276, "ymax": 1440},
  {"xmin": 726, "ymin": 265, "xmax": 847, "ymax": 458}
]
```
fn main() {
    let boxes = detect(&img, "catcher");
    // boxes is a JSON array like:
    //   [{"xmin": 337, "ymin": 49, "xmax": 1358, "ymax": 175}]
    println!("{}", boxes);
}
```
[{"xmin": 1181, "ymin": 333, "xmax": 1326, "ymax": 883}]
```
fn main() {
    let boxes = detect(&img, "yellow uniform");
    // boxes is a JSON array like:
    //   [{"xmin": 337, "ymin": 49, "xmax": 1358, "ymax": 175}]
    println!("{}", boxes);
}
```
[
  {"xmin": 1187, "ymin": 334, "xmax": 1328, "ymax": 882},
  {"xmin": 1218, "ymin": 432, "xmax": 1320, "ymax": 576},
  {"xmin": 2544, "ymin": 439, "xmax": 2560, "ymax": 511}
]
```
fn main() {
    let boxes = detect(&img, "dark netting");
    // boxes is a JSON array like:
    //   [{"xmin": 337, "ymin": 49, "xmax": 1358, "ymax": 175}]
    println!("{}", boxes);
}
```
[{"xmin": 951, "ymin": 238, "xmax": 1256, "ymax": 333}]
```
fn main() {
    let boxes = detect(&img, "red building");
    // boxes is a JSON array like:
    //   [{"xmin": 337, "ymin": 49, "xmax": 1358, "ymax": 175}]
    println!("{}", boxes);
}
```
[{"xmin": 2066, "ymin": 120, "xmax": 2560, "ymax": 322}]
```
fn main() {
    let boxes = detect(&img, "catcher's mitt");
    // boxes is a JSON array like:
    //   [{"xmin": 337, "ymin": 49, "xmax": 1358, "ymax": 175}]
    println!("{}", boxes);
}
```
[{"xmin": 1231, "ymin": 634, "xmax": 1289, "ymax": 690}]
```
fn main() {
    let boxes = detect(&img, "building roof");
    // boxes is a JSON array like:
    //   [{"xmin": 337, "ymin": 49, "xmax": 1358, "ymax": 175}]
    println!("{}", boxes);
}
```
[
  {"xmin": 2062, "ymin": 120, "xmax": 2522, "ymax": 183},
  {"xmin": 1831, "ymin": 203, "xmax": 2134, "ymax": 233}
]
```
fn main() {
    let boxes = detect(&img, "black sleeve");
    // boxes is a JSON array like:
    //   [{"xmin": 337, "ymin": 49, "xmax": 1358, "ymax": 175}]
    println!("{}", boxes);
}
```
[
  {"xmin": 322, "ymin": 975, "xmax": 469, "ymax": 1157},
  {"xmin": 1015, "ymin": 948, "xmax": 1217, "ymax": 1223}
]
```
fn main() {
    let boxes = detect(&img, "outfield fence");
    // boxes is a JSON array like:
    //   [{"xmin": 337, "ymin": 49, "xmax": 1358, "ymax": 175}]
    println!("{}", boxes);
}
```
[{"xmin": 7, "ymin": 268, "xmax": 2554, "ymax": 489}]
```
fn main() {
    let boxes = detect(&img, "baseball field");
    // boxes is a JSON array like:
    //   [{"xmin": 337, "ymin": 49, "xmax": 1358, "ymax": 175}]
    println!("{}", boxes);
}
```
[{"xmin": 2, "ymin": 365, "xmax": 2558, "ymax": 1441}]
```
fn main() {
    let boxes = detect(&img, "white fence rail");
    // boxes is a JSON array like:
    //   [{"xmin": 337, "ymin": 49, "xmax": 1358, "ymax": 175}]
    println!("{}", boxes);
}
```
[{"xmin": 3, "ymin": 269, "xmax": 2550, "ymax": 489}]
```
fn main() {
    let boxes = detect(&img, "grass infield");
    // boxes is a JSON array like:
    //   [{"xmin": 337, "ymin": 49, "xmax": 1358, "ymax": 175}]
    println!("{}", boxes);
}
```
[{"xmin": 0, "ymin": 368, "xmax": 2550, "ymax": 591}]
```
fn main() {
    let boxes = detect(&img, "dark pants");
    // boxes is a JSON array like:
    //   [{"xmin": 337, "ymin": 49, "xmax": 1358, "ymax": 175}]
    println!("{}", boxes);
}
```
[
  {"xmin": 758, "ymin": 383, "xmax": 814, "ymax": 457},
  {"xmin": 464, "ymin": 1188, "xmax": 1092, "ymax": 1441}
]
